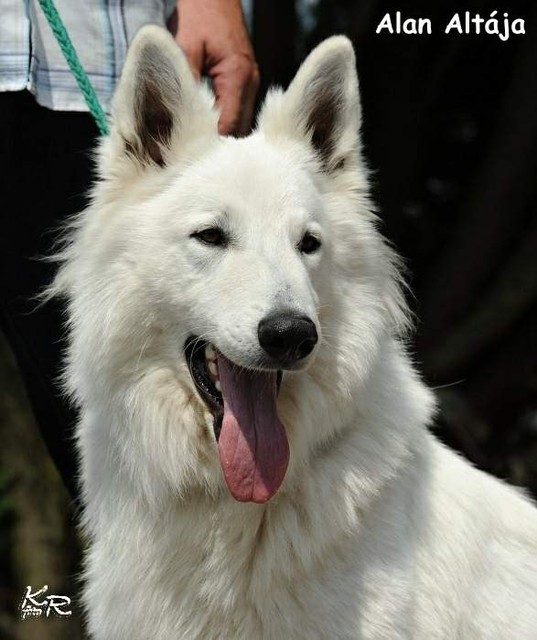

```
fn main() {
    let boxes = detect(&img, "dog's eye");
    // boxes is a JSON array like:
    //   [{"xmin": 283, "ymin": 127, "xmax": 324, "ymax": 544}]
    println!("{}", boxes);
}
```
[
  {"xmin": 298, "ymin": 232, "xmax": 322, "ymax": 255},
  {"xmin": 191, "ymin": 227, "xmax": 227, "ymax": 247}
]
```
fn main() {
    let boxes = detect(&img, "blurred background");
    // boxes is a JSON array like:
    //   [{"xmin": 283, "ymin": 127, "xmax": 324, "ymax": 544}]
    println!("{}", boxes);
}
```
[{"xmin": 1, "ymin": 0, "xmax": 536, "ymax": 637}]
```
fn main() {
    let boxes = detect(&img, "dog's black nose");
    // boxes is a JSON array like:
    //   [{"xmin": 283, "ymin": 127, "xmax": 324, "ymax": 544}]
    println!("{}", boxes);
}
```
[{"xmin": 258, "ymin": 313, "xmax": 318, "ymax": 363}]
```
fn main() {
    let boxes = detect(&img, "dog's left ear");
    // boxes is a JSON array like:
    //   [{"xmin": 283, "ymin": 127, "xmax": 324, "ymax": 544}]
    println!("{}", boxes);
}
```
[
  {"xmin": 110, "ymin": 25, "xmax": 217, "ymax": 167},
  {"xmin": 259, "ymin": 36, "xmax": 361, "ymax": 174}
]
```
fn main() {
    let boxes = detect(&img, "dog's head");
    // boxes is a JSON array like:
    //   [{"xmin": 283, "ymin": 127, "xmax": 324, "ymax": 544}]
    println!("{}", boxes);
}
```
[{"xmin": 55, "ymin": 27, "xmax": 408, "ymax": 506}]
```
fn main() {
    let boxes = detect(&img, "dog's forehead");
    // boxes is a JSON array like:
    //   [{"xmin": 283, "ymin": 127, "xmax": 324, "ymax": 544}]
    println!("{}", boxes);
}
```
[{"xmin": 174, "ymin": 135, "xmax": 322, "ymax": 222}]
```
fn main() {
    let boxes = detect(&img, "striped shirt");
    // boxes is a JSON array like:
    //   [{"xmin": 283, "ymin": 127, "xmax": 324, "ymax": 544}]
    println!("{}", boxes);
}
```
[{"xmin": 0, "ymin": 0, "xmax": 176, "ymax": 112}]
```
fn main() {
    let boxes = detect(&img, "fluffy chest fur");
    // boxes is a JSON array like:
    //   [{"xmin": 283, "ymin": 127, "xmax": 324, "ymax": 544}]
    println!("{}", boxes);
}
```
[{"xmin": 82, "ymin": 423, "xmax": 537, "ymax": 640}]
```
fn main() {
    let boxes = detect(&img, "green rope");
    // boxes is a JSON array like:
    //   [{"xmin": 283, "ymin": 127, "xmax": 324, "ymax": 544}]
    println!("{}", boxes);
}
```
[{"xmin": 37, "ymin": 0, "xmax": 110, "ymax": 136}]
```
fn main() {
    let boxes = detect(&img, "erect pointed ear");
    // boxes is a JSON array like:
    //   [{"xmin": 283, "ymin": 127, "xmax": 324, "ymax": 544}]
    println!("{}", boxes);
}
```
[
  {"xmin": 259, "ymin": 36, "xmax": 361, "ymax": 174},
  {"xmin": 110, "ymin": 25, "xmax": 217, "ymax": 167}
]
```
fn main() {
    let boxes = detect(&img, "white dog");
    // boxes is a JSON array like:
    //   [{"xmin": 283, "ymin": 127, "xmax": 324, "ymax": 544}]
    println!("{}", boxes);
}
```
[{"xmin": 51, "ymin": 26, "xmax": 537, "ymax": 639}]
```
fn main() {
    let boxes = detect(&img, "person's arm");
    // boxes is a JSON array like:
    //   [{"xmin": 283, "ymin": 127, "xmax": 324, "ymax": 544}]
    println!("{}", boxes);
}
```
[{"xmin": 170, "ymin": 0, "xmax": 259, "ymax": 136}]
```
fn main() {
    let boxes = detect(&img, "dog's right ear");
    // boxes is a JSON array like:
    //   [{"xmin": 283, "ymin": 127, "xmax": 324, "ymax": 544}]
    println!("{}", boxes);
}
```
[{"xmin": 110, "ymin": 25, "xmax": 217, "ymax": 167}]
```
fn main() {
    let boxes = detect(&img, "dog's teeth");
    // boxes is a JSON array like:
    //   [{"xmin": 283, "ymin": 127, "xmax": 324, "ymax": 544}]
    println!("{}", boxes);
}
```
[
  {"xmin": 205, "ymin": 344, "xmax": 216, "ymax": 360},
  {"xmin": 215, "ymin": 380, "xmax": 221, "ymax": 392},
  {"xmin": 208, "ymin": 361, "xmax": 218, "ymax": 377}
]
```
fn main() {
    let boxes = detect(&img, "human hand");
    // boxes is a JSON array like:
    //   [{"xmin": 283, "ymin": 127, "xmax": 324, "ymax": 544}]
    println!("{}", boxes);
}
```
[{"xmin": 169, "ymin": 0, "xmax": 260, "ymax": 136}]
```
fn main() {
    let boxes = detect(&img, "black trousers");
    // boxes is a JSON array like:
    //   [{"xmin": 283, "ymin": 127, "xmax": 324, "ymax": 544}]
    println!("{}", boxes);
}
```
[{"xmin": 0, "ymin": 91, "xmax": 99, "ymax": 498}]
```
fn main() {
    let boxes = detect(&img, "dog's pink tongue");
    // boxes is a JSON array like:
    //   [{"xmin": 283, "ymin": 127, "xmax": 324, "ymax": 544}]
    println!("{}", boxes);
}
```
[{"xmin": 217, "ymin": 354, "xmax": 289, "ymax": 503}]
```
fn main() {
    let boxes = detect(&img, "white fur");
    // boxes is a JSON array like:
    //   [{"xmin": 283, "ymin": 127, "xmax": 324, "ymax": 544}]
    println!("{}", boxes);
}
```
[{"xmin": 52, "ymin": 27, "xmax": 537, "ymax": 639}]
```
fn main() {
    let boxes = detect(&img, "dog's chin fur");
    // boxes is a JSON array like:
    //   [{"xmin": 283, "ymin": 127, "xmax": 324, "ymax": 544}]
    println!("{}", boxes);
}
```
[{"xmin": 50, "ymin": 26, "xmax": 537, "ymax": 640}]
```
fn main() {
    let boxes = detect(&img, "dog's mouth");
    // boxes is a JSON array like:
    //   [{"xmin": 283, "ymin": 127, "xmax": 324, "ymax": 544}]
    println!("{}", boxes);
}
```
[
  {"xmin": 184, "ymin": 337, "xmax": 289, "ymax": 504},
  {"xmin": 184, "ymin": 338, "xmax": 224, "ymax": 431}
]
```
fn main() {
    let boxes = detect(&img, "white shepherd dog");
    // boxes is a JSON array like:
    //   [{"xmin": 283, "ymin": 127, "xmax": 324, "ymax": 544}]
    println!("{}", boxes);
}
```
[{"xmin": 51, "ymin": 26, "xmax": 537, "ymax": 639}]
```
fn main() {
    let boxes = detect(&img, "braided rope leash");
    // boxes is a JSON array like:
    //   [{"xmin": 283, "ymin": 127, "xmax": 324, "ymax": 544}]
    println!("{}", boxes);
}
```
[{"xmin": 37, "ymin": 0, "xmax": 110, "ymax": 136}]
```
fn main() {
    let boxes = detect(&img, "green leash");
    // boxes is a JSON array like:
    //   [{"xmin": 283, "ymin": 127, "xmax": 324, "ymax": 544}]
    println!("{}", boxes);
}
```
[{"xmin": 37, "ymin": 0, "xmax": 110, "ymax": 136}]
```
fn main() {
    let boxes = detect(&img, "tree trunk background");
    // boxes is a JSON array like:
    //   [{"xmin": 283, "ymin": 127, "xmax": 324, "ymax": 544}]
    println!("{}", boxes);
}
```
[{"xmin": 0, "ymin": 334, "xmax": 84, "ymax": 640}]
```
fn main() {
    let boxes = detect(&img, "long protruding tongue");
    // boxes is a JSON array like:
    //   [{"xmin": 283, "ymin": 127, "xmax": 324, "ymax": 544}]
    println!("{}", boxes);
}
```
[{"xmin": 217, "ymin": 354, "xmax": 289, "ymax": 503}]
